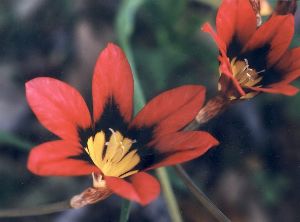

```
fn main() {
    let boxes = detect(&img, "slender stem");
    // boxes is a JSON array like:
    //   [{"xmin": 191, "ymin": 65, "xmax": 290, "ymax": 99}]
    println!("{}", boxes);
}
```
[
  {"xmin": 173, "ymin": 94, "xmax": 232, "ymax": 221},
  {"xmin": 156, "ymin": 168, "xmax": 183, "ymax": 222},
  {"xmin": 0, "ymin": 201, "xmax": 71, "ymax": 218},
  {"xmin": 119, "ymin": 199, "xmax": 132, "ymax": 222},
  {"xmin": 174, "ymin": 165, "xmax": 231, "ymax": 222}
]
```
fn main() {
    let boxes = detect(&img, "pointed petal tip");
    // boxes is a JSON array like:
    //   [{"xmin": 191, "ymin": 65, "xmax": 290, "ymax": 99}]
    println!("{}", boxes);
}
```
[
  {"xmin": 92, "ymin": 42, "xmax": 133, "ymax": 123},
  {"xmin": 250, "ymin": 83, "xmax": 299, "ymax": 96},
  {"xmin": 105, "ymin": 42, "xmax": 118, "ymax": 52},
  {"xmin": 103, "ymin": 42, "xmax": 124, "ymax": 58},
  {"xmin": 148, "ymin": 131, "xmax": 219, "ymax": 169},
  {"xmin": 27, "ymin": 148, "xmax": 39, "ymax": 175},
  {"xmin": 201, "ymin": 22, "xmax": 212, "ymax": 33},
  {"xmin": 25, "ymin": 77, "xmax": 48, "ymax": 91},
  {"xmin": 25, "ymin": 77, "xmax": 92, "ymax": 141}
]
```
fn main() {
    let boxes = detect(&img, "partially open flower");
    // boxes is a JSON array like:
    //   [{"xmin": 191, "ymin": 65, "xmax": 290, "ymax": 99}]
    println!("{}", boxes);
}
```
[
  {"xmin": 202, "ymin": 0, "xmax": 300, "ymax": 100},
  {"xmin": 26, "ymin": 43, "xmax": 218, "ymax": 207}
]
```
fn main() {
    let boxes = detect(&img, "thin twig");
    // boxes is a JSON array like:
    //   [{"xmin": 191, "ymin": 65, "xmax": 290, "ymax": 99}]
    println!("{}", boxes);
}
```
[
  {"xmin": 174, "ymin": 165, "xmax": 231, "ymax": 222},
  {"xmin": 0, "ymin": 201, "xmax": 71, "ymax": 218}
]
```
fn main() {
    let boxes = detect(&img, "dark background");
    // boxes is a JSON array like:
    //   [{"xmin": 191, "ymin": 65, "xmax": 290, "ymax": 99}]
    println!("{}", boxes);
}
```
[{"xmin": 0, "ymin": 0, "xmax": 299, "ymax": 221}]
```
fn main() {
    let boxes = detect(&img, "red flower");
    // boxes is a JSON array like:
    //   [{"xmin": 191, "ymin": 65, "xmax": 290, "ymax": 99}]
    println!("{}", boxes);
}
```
[
  {"xmin": 202, "ymin": 0, "xmax": 300, "ymax": 99},
  {"xmin": 26, "ymin": 43, "xmax": 218, "ymax": 206}
]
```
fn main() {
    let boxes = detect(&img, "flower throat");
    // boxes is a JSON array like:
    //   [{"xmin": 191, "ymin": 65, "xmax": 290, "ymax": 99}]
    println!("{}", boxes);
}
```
[
  {"xmin": 230, "ymin": 57, "xmax": 265, "ymax": 88},
  {"xmin": 84, "ymin": 129, "xmax": 140, "ymax": 186}
]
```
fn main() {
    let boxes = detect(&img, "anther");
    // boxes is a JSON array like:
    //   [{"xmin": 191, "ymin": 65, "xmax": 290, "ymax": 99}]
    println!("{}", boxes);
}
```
[{"xmin": 257, "ymin": 69, "xmax": 266, "ymax": 74}]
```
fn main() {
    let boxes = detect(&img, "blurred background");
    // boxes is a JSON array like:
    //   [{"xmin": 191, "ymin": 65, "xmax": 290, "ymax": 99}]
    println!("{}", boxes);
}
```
[{"xmin": 0, "ymin": 0, "xmax": 299, "ymax": 221}]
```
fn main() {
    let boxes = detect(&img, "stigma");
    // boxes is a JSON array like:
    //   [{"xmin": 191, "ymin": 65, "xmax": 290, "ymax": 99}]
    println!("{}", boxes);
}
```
[{"xmin": 84, "ymin": 129, "xmax": 140, "ymax": 187}]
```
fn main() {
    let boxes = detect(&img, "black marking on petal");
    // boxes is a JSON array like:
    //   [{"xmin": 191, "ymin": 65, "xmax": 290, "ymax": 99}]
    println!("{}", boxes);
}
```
[
  {"xmin": 135, "ymin": 144, "xmax": 159, "ymax": 170},
  {"xmin": 239, "ymin": 44, "xmax": 270, "ymax": 73},
  {"xmin": 69, "ymin": 151, "xmax": 93, "ymax": 165},
  {"xmin": 260, "ymin": 67, "xmax": 283, "ymax": 86},
  {"xmin": 127, "ymin": 125, "xmax": 157, "ymax": 170},
  {"xmin": 78, "ymin": 127, "xmax": 93, "ymax": 148},
  {"xmin": 127, "ymin": 126, "xmax": 154, "ymax": 148},
  {"xmin": 228, "ymin": 35, "xmax": 243, "ymax": 60},
  {"xmin": 94, "ymin": 97, "xmax": 128, "ymax": 138}
]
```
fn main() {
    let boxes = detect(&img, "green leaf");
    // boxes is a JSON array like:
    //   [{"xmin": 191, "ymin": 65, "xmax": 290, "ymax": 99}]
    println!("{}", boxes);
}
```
[{"xmin": 116, "ymin": 0, "xmax": 146, "ymax": 46}]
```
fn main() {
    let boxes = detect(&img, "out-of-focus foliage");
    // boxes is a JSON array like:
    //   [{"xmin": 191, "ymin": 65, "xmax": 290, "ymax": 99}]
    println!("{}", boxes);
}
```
[{"xmin": 0, "ymin": 0, "xmax": 299, "ymax": 221}]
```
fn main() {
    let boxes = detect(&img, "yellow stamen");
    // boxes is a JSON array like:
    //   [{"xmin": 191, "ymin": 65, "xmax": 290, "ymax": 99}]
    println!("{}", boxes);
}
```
[
  {"xmin": 231, "ymin": 57, "xmax": 264, "ymax": 88},
  {"xmin": 219, "ymin": 57, "xmax": 265, "ymax": 100},
  {"xmin": 84, "ymin": 130, "xmax": 140, "ymax": 180}
]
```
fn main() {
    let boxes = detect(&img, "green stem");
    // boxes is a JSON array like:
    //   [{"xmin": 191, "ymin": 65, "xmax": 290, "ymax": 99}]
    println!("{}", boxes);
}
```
[
  {"xmin": 119, "ymin": 199, "xmax": 132, "ymax": 222},
  {"xmin": 0, "ymin": 131, "xmax": 33, "ymax": 151},
  {"xmin": 120, "ymin": 36, "xmax": 183, "ymax": 222},
  {"xmin": 156, "ymin": 168, "xmax": 183, "ymax": 222}
]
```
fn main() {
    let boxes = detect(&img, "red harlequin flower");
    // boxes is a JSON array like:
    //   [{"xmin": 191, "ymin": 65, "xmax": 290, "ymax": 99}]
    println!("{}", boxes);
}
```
[
  {"xmin": 26, "ymin": 43, "xmax": 218, "ymax": 206},
  {"xmin": 202, "ymin": 0, "xmax": 300, "ymax": 100}
]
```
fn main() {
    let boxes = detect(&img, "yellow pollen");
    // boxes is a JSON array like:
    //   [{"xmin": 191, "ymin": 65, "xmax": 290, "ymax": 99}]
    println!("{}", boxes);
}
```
[
  {"xmin": 84, "ymin": 129, "xmax": 140, "ymax": 180},
  {"xmin": 231, "ymin": 57, "xmax": 264, "ymax": 88}
]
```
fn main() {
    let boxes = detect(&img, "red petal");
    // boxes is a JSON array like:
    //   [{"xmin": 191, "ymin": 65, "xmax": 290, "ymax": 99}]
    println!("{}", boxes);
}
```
[
  {"xmin": 250, "ymin": 84, "xmax": 299, "ymax": 96},
  {"xmin": 282, "ymin": 70, "xmax": 300, "ymax": 84},
  {"xmin": 28, "ymin": 140, "xmax": 99, "ymax": 176},
  {"xmin": 273, "ymin": 48, "xmax": 300, "ymax": 84},
  {"xmin": 216, "ymin": 0, "xmax": 256, "ymax": 46},
  {"xmin": 275, "ymin": 47, "xmax": 300, "ymax": 79},
  {"xmin": 26, "ymin": 77, "xmax": 91, "ymax": 142},
  {"xmin": 92, "ymin": 43, "xmax": 133, "ymax": 123},
  {"xmin": 202, "ymin": 23, "xmax": 227, "ymax": 56},
  {"xmin": 106, "ymin": 172, "xmax": 160, "ymax": 206},
  {"xmin": 202, "ymin": 23, "xmax": 246, "ymax": 96},
  {"xmin": 130, "ymin": 85, "xmax": 205, "ymax": 136},
  {"xmin": 149, "ymin": 131, "xmax": 219, "ymax": 169},
  {"xmin": 242, "ymin": 15, "xmax": 294, "ymax": 67}
]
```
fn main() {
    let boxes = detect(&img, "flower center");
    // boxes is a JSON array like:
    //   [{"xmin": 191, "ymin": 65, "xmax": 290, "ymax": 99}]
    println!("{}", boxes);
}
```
[
  {"xmin": 84, "ymin": 129, "xmax": 140, "ymax": 187},
  {"xmin": 230, "ymin": 57, "xmax": 264, "ymax": 88}
]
